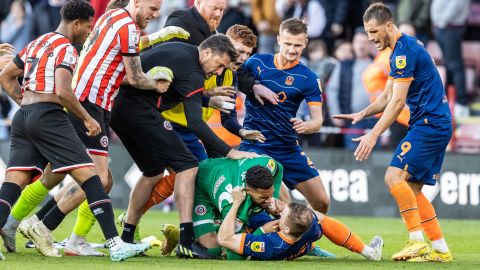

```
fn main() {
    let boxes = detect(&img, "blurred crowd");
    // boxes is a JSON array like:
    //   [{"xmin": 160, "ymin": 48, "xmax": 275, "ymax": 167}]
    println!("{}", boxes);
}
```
[{"xmin": 1, "ymin": 0, "xmax": 480, "ymax": 152}]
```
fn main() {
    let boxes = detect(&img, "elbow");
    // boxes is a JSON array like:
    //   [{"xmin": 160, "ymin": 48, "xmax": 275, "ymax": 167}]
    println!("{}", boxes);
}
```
[{"xmin": 217, "ymin": 234, "xmax": 227, "ymax": 246}]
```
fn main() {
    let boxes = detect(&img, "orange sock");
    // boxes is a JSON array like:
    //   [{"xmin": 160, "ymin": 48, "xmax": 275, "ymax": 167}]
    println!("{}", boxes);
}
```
[
  {"xmin": 416, "ymin": 192, "xmax": 443, "ymax": 241},
  {"xmin": 142, "ymin": 173, "xmax": 176, "ymax": 213},
  {"xmin": 389, "ymin": 181, "xmax": 422, "ymax": 232},
  {"xmin": 321, "ymin": 216, "xmax": 365, "ymax": 254}
]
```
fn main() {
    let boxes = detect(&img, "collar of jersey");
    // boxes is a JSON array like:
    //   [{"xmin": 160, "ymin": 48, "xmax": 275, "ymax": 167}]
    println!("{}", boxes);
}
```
[
  {"xmin": 391, "ymin": 32, "xmax": 403, "ymax": 52},
  {"xmin": 274, "ymin": 54, "xmax": 300, "ymax": 70},
  {"xmin": 277, "ymin": 232, "xmax": 297, "ymax": 245}
]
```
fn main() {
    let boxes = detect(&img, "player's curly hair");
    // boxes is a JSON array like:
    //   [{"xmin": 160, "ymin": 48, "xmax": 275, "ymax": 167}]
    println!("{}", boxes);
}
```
[
  {"xmin": 245, "ymin": 165, "xmax": 273, "ymax": 190},
  {"xmin": 280, "ymin": 18, "xmax": 307, "ymax": 35},
  {"xmin": 106, "ymin": 0, "xmax": 129, "ymax": 10},
  {"xmin": 286, "ymin": 202, "xmax": 313, "ymax": 238},
  {"xmin": 61, "ymin": 0, "xmax": 95, "ymax": 22},
  {"xmin": 363, "ymin": 3, "xmax": 394, "ymax": 24},
  {"xmin": 199, "ymin": 34, "xmax": 238, "ymax": 63},
  {"xmin": 226, "ymin": 24, "xmax": 257, "ymax": 49}
]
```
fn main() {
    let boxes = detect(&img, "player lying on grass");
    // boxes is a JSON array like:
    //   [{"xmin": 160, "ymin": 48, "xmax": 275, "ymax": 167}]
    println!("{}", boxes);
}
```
[{"xmin": 217, "ymin": 187, "xmax": 383, "ymax": 261}]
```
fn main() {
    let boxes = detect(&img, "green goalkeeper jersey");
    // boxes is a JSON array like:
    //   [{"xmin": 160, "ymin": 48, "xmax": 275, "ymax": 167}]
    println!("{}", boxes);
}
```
[{"xmin": 195, "ymin": 156, "xmax": 283, "ymax": 224}]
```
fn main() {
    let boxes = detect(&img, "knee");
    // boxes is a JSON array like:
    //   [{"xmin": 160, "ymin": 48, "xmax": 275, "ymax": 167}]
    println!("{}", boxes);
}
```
[
  {"xmin": 310, "ymin": 196, "xmax": 330, "ymax": 214},
  {"xmin": 384, "ymin": 168, "xmax": 404, "ymax": 189},
  {"xmin": 199, "ymin": 232, "xmax": 218, "ymax": 249}
]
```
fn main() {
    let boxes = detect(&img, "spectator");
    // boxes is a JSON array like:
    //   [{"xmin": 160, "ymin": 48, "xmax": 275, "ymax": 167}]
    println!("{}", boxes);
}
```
[
  {"xmin": 431, "ymin": 0, "xmax": 471, "ymax": 117},
  {"xmin": 334, "ymin": 39, "xmax": 353, "ymax": 61},
  {"xmin": 275, "ymin": 0, "xmax": 326, "ymax": 40},
  {"xmin": 217, "ymin": 0, "xmax": 252, "ymax": 34},
  {"xmin": 1, "ymin": 0, "xmax": 32, "ymax": 54},
  {"xmin": 317, "ymin": 0, "xmax": 350, "ymax": 52},
  {"xmin": 306, "ymin": 39, "xmax": 337, "ymax": 86},
  {"xmin": 29, "ymin": 0, "xmax": 65, "ymax": 41},
  {"xmin": 251, "ymin": 0, "xmax": 280, "ymax": 53},
  {"xmin": 397, "ymin": 0, "xmax": 431, "ymax": 45},
  {"xmin": 327, "ymin": 30, "xmax": 374, "ymax": 150}
]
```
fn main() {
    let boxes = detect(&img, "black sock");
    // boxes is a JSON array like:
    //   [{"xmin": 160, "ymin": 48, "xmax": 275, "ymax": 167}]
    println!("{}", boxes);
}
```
[
  {"xmin": 42, "ymin": 205, "xmax": 66, "ymax": 231},
  {"xmin": 121, "ymin": 223, "xmax": 136, "ymax": 243},
  {"xmin": 81, "ymin": 175, "xmax": 118, "ymax": 240},
  {"xmin": 35, "ymin": 197, "xmax": 57, "ymax": 220},
  {"xmin": 0, "ymin": 182, "xmax": 21, "ymax": 228},
  {"xmin": 179, "ymin": 222, "xmax": 194, "ymax": 246}
]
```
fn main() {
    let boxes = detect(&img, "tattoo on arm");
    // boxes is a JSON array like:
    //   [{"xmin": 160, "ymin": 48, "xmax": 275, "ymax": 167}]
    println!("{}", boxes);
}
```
[{"xmin": 126, "ymin": 57, "xmax": 157, "ymax": 90}]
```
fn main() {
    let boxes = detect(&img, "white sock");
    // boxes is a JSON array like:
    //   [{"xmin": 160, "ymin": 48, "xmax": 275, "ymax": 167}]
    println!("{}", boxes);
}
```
[
  {"xmin": 4, "ymin": 215, "xmax": 20, "ymax": 229},
  {"xmin": 360, "ymin": 245, "xmax": 375, "ymax": 259},
  {"xmin": 432, "ymin": 238, "xmax": 449, "ymax": 253},
  {"xmin": 107, "ymin": 236, "xmax": 124, "ymax": 251},
  {"xmin": 409, "ymin": 230, "xmax": 424, "ymax": 241}
]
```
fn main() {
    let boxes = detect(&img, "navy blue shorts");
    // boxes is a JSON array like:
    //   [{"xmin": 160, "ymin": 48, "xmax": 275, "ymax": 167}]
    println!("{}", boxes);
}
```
[
  {"xmin": 389, "ymin": 122, "xmax": 452, "ymax": 186},
  {"xmin": 172, "ymin": 124, "xmax": 208, "ymax": 162},
  {"xmin": 239, "ymin": 143, "xmax": 319, "ymax": 190}
]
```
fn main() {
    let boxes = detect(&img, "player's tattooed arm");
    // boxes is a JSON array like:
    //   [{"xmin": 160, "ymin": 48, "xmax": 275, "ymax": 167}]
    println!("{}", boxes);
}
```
[
  {"xmin": 0, "ymin": 60, "xmax": 23, "ymax": 105},
  {"xmin": 123, "ymin": 56, "xmax": 167, "ymax": 92}
]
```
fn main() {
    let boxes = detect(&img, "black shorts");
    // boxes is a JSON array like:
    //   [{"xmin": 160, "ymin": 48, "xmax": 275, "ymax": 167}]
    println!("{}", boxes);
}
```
[
  {"xmin": 68, "ymin": 100, "xmax": 111, "ymax": 156},
  {"xmin": 111, "ymin": 97, "xmax": 198, "ymax": 177},
  {"xmin": 7, "ymin": 103, "xmax": 94, "ymax": 177}
]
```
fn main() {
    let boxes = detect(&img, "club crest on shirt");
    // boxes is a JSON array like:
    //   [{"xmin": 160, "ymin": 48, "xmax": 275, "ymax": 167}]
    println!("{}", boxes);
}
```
[
  {"xmin": 285, "ymin": 76, "xmax": 294, "ymax": 85},
  {"xmin": 163, "ymin": 120, "xmax": 173, "ymax": 131},
  {"xmin": 395, "ymin": 55, "xmax": 406, "ymax": 69}
]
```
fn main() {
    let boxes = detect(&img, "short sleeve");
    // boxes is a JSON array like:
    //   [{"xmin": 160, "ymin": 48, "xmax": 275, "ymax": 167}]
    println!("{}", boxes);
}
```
[
  {"xmin": 118, "ymin": 23, "xmax": 140, "ymax": 56},
  {"xmin": 389, "ymin": 45, "xmax": 415, "ymax": 82},
  {"xmin": 13, "ymin": 46, "xmax": 28, "ymax": 70},
  {"xmin": 303, "ymin": 74, "xmax": 323, "ymax": 106},
  {"xmin": 239, "ymin": 233, "xmax": 274, "ymax": 259},
  {"xmin": 55, "ymin": 45, "xmax": 78, "ymax": 73}
]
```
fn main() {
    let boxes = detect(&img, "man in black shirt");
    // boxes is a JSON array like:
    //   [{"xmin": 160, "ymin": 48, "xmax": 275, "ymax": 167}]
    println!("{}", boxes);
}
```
[{"xmin": 111, "ymin": 34, "xmax": 257, "ymax": 258}]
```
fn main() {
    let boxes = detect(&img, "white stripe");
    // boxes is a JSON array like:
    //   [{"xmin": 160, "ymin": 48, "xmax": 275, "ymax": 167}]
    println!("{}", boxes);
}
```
[
  {"xmin": 6, "ymin": 166, "xmax": 44, "ymax": 174},
  {"xmin": 51, "ymin": 163, "xmax": 95, "ymax": 173},
  {"xmin": 46, "ymin": 43, "xmax": 69, "ymax": 93},
  {"xmin": 27, "ymin": 34, "xmax": 63, "ymax": 92},
  {"xmin": 75, "ymin": 15, "xmax": 133, "ymax": 108},
  {"xmin": 193, "ymin": 220, "xmax": 215, "ymax": 227}
]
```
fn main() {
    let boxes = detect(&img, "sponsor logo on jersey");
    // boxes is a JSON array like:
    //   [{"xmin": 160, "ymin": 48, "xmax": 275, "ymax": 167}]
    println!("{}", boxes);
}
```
[
  {"xmin": 132, "ymin": 29, "xmax": 140, "ymax": 44},
  {"xmin": 213, "ymin": 175, "xmax": 226, "ymax": 198},
  {"xmin": 250, "ymin": 241, "xmax": 265, "ymax": 252},
  {"xmin": 266, "ymin": 159, "xmax": 276, "ymax": 174},
  {"xmin": 100, "ymin": 135, "xmax": 109, "ymax": 148},
  {"xmin": 163, "ymin": 120, "xmax": 173, "ymax": 131},
  {"xmin": 285, "ymin": 76, "xmax": 294, "ymax": 85},
  {"xmin": 395, "ymin": 55, "xmax": 406, "ymax": 69},
  {"xmin": 194, "ymin": 205, "xmax": 207, "ymax": 216}
]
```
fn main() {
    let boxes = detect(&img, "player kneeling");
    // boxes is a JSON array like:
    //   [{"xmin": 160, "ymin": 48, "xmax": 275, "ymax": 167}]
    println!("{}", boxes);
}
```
[{"xmin": 217, "ymin": 187, "xmax": 383, "ymax": 261}]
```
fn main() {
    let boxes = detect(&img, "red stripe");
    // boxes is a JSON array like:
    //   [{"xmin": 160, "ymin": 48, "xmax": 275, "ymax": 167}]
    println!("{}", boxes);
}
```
[
  {"xmin": 88, "ymin": 149, "xmax": 109, "ymax": 156},
  {"xmin": 186, "ymin": 87, "xmax": 205, "ymax": 97},
  {"xmin": 52, "ymin": 164, "xmax": 95, "ymax": 173},
  {"xmin": 89, "ymin": 199, "xmax": 112, "ymax": 207},
  {"xmin": 78, "ymin": 10, "xmax": 130, "ymax": 102},
  {"xmin": 25, "ymin": 34, "xmax": 52, "ymax": 90}
]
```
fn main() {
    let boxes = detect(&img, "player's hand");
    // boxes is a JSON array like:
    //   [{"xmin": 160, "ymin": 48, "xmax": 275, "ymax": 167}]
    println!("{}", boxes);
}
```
[
  {"xmin": 84, "ymin": 117, "xmax": 101, "ymax": 137},
  {"xmin": 332, "ymin": 111, "xmax": 365, "ymax": 125},
  {"xmin": 0, "ymin": 43, "xmax": 14, "ymax": 55},
  {"xmin": 239, "ymin": 129, "xmax": 265, "ymax": 143},
  {"xmin": 155, "ymin": 80, "xmax": 170, "ymax": 93},
  {"xmin": 0, "ymin": 55, "xmax": 14, "ymax": 70},
  {"xmin": 208, "ymin": 95, "xmax": 236, "ymax": 114},
  {"xmin": 204, "ymin": 86, "xmax": 236, "ymax": 97},
  {"xmin": 290, "ymin": 118, "xmax": 312, "ymax": 134},
  {"xmin": 231, "ymin": 186, "xmax": 246, "ymax": 205},
  {"xmin": 146, "ymin": 66, "xmax": 174, "ymax": 82},
  {"xmin": 147, "ymin": 26, "xmax": 190, "ymax": 45},
  {"xmin": 261, "ymin": 220, "xmax": 280, "ymax": 233},
  {"xmin": 252, "ymin": 84, "xmax": 279, "ymax": 105},
  {"xmin": 265, "ymin": 198, "xmax": 285, "ymax": 216},
  {"xmin": 352, "ymin": 132, "xmax": 378, "ymax": 161},
  {"xmin": 226, "ymin": 149, "xmax": 259, "ymax": 160}
]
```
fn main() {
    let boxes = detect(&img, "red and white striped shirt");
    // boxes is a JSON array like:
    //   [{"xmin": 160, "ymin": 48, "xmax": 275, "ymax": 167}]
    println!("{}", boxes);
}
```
[
  {"xmin": 14, "ymin": 32, "xmax": 77, "ymax": 94},
  {"xmin": 73, "ymin": 8, "xmax": 140, "ymax": 111}
]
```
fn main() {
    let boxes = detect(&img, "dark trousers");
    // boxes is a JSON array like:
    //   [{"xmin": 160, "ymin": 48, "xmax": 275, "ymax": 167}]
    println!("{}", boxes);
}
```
[{"xmin": 434, "ymin": 26, "xmax": 467, "ymax": 105}]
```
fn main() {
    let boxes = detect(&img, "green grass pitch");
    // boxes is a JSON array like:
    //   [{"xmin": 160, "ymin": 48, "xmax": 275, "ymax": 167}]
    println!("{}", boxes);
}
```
[{"xmin": 1, "ymin": 210, "xmax": 479, "ymax": 269}]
